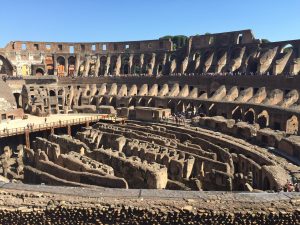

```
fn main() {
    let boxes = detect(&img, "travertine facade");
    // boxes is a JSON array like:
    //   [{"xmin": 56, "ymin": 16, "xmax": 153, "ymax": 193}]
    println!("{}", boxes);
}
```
[{"xmin": 0, "ymin": 30, "xmax": 299, "ymax": 77}]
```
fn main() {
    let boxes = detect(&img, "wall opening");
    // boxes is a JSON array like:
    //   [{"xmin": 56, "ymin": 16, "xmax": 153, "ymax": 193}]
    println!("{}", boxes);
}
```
[
  {"xmin": 35, "ymin": 68, "xmax": 44, "ymax": 76},
  {"xmin": 69, "ymin": 46, "xmax": 74, "ymax": 54},
  {"xmin": 245, "ymin": 109, "xmax": 255, "ymax": 124},
  {"xmin": 22, "ymin": 43, "xmax": 27, "ymax": 50}
]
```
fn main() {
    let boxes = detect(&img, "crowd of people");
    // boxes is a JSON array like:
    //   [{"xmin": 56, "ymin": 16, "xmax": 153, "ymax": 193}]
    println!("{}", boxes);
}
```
[{"xmin": 1, "ymin": 75, "xmax": 23, "ymax": 82}]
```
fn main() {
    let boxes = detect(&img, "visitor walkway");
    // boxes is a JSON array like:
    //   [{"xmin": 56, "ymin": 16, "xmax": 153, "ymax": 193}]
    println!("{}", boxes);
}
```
[{"xmin": 0, "ymin": 114, "xmax": 126, "ymax": 148}]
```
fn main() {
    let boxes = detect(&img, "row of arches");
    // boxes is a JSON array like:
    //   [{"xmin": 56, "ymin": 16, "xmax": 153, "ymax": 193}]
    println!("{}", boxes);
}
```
[{"xmin": 99, "ymin": 94, "xmax": 300, "ymax": 134}]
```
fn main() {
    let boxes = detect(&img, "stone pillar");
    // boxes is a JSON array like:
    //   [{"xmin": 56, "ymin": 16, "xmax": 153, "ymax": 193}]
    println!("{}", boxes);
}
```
[
  {"xmin": 105, "ymin": 55, "xmax": 111, "ymax": 76},
  {"xmin": 129, "ymin": 54, "xmax": 133, "ymax": 74},
  {"xmin": 67, "ymin": 125, "xmax": 71, "ymax": 136},
  {"xmin": 25, "ymin": 130, "xmax": 30, "ymax": 149},
  {"xmin": 65, "ymin": 56, "xmax": 69, "ymax": 76},
  {"xmin": 140, "ymin": 54, "xmax": 144, "ymax": 74},
  {"xmin": 114, "ymin": 55, "xmax": 121, "ymax": 76},
  {"xmin": 95, "ymin": 56, "xmax": 100, "ymax": 77},
  {"xmin": 75, "ymin": 54, "xmax": 81, "ymax": 76},
  {"xmin": 53, "ymin": 56, "xmax": 57, "ymax": 76}
]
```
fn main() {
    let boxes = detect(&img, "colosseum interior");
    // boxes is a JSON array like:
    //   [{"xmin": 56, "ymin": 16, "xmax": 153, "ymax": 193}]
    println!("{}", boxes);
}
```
[{"xmin": 1, "ymin": 29, "xmax": 300, "ymax": 223}]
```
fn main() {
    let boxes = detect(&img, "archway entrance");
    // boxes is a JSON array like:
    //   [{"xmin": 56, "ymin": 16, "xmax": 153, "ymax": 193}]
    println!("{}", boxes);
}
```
[
  {"xmin": 257, "ymin": 111, "xmax": 269, "ymax": 128},
  {"xmin": 232, "ymin": 107, "xmax": 242, "ymax": 121},
  {"xmin": 57, "ymin": 56, "xmax": 66, "ymax": 77},
  {"xmin": 0, "ymin": 55, "xmax": 14, "ymax": 75},
  {"xmin": 244, "ymin": 109, "xmax": 255, "ymax": 124}
]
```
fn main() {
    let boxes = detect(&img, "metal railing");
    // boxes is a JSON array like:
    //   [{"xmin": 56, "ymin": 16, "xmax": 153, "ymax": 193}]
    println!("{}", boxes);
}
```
[{"xmin": 0, "ymin": 115, "xmax": 107, "ymax": 138}]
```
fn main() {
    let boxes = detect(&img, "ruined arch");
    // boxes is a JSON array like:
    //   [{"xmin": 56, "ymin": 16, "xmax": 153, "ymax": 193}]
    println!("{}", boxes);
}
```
[
  {"xmin": 286, "ymin": 115, "xmax": 298, "ymax": 134},
  {"xmin": 109, "ymin": 55, "xmax": 118, "ymax": 75},
  {"xmin": 257, "ymin": 110, "xmax": 269, "ymax": 128},
  {"xmin": 232, "ymin": 107, "xmax": 243, "ymax": 121},
  {"xmin": 57, "ymin": 56, "xmax": 65, "ymax": 76},
  {"xmin": 122, "ymin": 55, "xmax": 130, "ymax": 75},
  {"xmin": 49, "ymin": 90, "xmax": 56, "ymax": 97},
  {"xmin": 281, "ymin": 44, "xmax": 293, "ymax": 54},
  {"xmin": 0, "ymin": 55, "xmax": 14, "ymax": 75},
  {"xmin": 13, "ymin": 92, "xmax": 21, "ymax": 108},
  {"xmin": 68, "ymin": 56, "xmax": 76, "ymax": 76},
  {"xmin": 244, "ymin": 108, "xmax": 255, "ymax": 124}
]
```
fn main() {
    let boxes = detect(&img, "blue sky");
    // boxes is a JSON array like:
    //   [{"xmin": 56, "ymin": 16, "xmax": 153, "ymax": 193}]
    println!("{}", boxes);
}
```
[{"xmin": 0, "ymin": 0, "xmax": 299, "ymax": 47}]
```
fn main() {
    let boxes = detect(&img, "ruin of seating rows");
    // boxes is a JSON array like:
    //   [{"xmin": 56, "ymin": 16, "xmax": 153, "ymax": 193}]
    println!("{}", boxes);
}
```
[
  {"xmin": 1, "ymin": 120, "xmax": 295, "ymax": 192},
  {"xmin": 22, "ymin": 81, "xmax": 300, "ymax": 135}
]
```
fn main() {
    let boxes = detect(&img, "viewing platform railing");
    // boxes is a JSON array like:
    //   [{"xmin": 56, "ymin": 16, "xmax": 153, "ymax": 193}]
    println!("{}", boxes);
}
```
[{"xmin": 0, "ymin": 115, "xmax": 108, "ymax": 138}]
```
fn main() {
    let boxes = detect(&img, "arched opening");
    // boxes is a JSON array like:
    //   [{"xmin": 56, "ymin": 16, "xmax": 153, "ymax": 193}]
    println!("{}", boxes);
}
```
[
  {"xmin": 139, "ymin": 98, "xmax": 146, "ymax": 107},
  {"xmin": 244, "ymin": 109, "xmax": 255, "ymax": 124},
  {"xmin": 99, "ymin": 97, "xmax": 106, "ymax": 106},
  {"xmin": 208, "ymin": 104, "xmax": 217, "ymax": 117},
  {"xmin": 129, "ymin": 98, "xmax": 137, "ymax": 107},
  {"xmin": 123, "ymin": 64, "xmax": 129, "ymax": 74},
  {"xmin": 247, "ymin": 57, "xmax": 258, "ymax": 74},
  {"xmin": 68, "ymin": 56, "xmax": 76, "ymax": 76},
  {"xmin": 232, "ymin": 107, "xmax": 242, "ymax": 121},
  {"xmin": 198, "ymin": 90, "xmax": 206, "ymax": 98},
  {"xmin": 236, "ymin": 34, "xmax": 243, "ymax": 45},
  {"xmin": 88, "ymin": 56, "xmax": 97, "ymax": 76},
  {"xmin": 109, "ymin": 56, "xmax": 118, "ymax": 75},
  {"xmin": 49, "ymin": 90, "xmax": 56, "ymax": 97},
  {"xmin": 0, "ymin": 55, "xmax": 14, "ymax": 75},
  {"xmin": 57, "ymin": 56, "xmax": 65, "ymax": 77},
  {"xmin": 13, "ymin": 93, "xmax": 21, "ymax": 108},
  {"xmin": 99, "ymin": 56, "xmax": 107, "ymax": 76},
  {"xmin": 257, "ymin": 110, "xmax": 269, "ymax": 129},
  {"xmin": 58, "ymin": 89, "xmax": 64, "ymax": 96},
  {"xmin": 216, "ymin": 50, "xmax": 226, "ymax": 61},
  {"xmin": 35, "ymin": 68, "xmax": 44, "ymax": 76},
  {"xmin": 157, "ymin": 64, "xmax": 163, "ymax": 74},
  {"xmin": 45, "ymin": 56, "xmax": 54, "ymax": 75},
  {"xmin": 110, "ymin": 97, "xmax": 116, "ymax": 108},
  {"xmin": 167, "ymin": 100, "xmax": 177, "ymax": 113},
  {"xmin": 132, "ymin": 55, "xmax": 141, "ymax": 74},
  {"xmin": 148, "ymin": 98, "xmax": 155, "ymax": 107},
  {"xmin": 281, "ymin": 44, "xmax": 293, "ymax": 54},
  {"xmin": 122, "ymin": 55, "xmax": 130, "ymax": 75}
]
